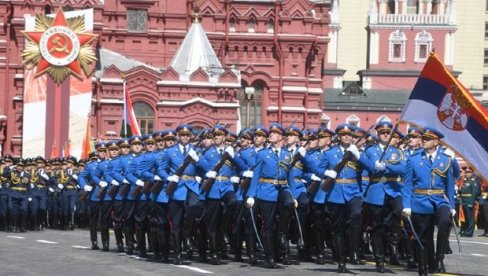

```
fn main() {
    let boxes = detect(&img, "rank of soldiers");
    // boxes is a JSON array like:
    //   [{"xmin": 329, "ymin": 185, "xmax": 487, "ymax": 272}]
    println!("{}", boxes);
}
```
[{"xmin": 1, "ymin": 121, "xmax": 484, "ymax": 275}]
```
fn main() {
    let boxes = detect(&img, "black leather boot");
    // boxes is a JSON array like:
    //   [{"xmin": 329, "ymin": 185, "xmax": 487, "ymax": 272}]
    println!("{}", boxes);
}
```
[
  {"xmin": 172, "ymin": 232, "xmax": 182, "ymax": 265},
  {"xmin": 101, "ymin": 227, "xmax": 110, "ymax": 252},
  {"xmin": 158, "ymin": 227, "xmax": 169, "ymax": 263},
  {"xmin": 114, "ymin": 227, "xmax": 124, "ymax": 252},
  {"xmin": 372, "ymin": 230, "xmax": 385, "ymax": 273},
  {"xmin": 348, "ymin": 225, "xmax": 362, "ymax": 265},
  {"xmin": 388, "ymin": 233, "xmax": 401, "ymax": 265},
  {"xmin": 334, "ymin": 236, "xmax": 347, "ymax": 273},
  {"xmin": 124, "ymin": 225, "xmax": 135, "ymax": 255},
  {"xmin": 136, "ymin": 225, "xmax": 147, "ymax": 258},
  {"xmin": 90, "ymin": 222, "xmax": 99, "ymax": 249},
  {"xmin": 208, "ymin": 232, "xmax": 221, "ymax": 265},
  {"xmin": 245, "ymin": 233, "xmax": 258, "ymax": 265}
]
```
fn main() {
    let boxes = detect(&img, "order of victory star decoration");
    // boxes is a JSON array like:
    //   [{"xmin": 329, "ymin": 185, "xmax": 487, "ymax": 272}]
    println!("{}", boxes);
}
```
[{"xmin": 21, "ymin": 8, "xmax": 98, "ymax": 84}]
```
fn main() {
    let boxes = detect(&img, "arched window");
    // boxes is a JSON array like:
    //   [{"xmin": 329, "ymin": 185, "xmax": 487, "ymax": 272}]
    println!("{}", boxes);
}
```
[
  {"xmin": 414, "ymin": 30, "xmax": 433, "ymax": 63},
  {"xmin": 389, "ymin": 30, "xmax": 407, "ymax": 62},
  {"xmin": 388, "ymin": 0, "xmax": 395, "ymax": 14},
  {"xmin": 376, "ymin": 115, "xmax": 391, "ymax": 123},
  {"xmin": 321, "ymin": 114, "xmax": 331, "ymax": 129},
  {"xmin": 133, "ymin": 101, "xmax": 154, "ymax": 135},
  {"xmin": 247, "ymin": 18, "xmax": 256, "ymax": 33},
  {"xmin": 346, "ymin": 114, "xmax": 360, "ymax": 126},
  {"xmin": 229, "ymin": 18, "xmax": 236, "ymax": 32},
  {"xmin": 267, "ymin": 19, "xmax": 274, "ymax": 33},
  {"xmin": 239, "ymin": 82, "xmax": 264, "ymax": 127}
]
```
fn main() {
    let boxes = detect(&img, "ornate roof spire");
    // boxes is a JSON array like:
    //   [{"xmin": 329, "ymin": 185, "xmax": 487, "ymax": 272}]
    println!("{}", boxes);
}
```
[{"xmin": 191, "ymin": 1, "xmax": 202, "ymax": 24}]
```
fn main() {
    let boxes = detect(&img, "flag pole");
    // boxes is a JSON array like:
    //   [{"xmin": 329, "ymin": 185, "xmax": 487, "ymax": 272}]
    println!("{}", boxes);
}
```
[{"xmin": 122, "ymin": 76, "xmax": 127, "ymax": 138}]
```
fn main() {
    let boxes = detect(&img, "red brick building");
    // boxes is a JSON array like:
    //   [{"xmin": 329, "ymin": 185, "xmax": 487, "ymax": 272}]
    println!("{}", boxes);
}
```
[{"xmin": 0, "ymin": 0, "xmax": 331, "ymax": 156}]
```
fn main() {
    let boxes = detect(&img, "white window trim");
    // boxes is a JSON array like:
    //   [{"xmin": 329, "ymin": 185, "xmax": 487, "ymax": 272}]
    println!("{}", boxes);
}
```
[
  {"xmin": 414, "ymin": 30, "xmax": 433, "ymax": 63},
  {"xmin": 376, "ymin": 115, "xmax": 392, "ymax": 123},
  {"xmin": 388, "ymin": 30, "xmax": 407, "ymax": 63},
  {"xmin": 346, "ymin": 114, "xmax": 360, "ymax": 127}
]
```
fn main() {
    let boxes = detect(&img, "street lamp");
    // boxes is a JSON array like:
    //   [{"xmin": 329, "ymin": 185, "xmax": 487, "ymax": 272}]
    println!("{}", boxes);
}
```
[{"xmin": 245, "ymin": 87, "xmax": 255, "ymax": 127}]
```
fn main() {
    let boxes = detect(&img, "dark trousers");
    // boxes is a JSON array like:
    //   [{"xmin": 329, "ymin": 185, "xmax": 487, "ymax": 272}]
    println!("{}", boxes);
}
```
[
  {"xmin": 480, "ymin": 204, "xmax": 488, "ymax": 234},
  {"xmin": 461, "ymin": 205, "xmax": 475, "ymax": 237},
  {"xmin": 412, "ymin": 205, "xmax": 451, "ymax": 273},
  {"xmin": 258, "ymin": 189, "xmax": 294, "ymax": 258},
  {"xmin": 206, "ymin": 191, "xmax": 237, "ymax": 258}
]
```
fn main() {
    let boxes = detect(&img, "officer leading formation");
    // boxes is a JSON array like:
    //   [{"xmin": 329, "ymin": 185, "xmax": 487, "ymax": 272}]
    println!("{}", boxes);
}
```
[{"xmin": 1, "ymin": 121, "xmax": 485, "ymax": 275}]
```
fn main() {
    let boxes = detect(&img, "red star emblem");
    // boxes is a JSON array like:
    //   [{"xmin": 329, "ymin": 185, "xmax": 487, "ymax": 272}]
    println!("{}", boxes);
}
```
[{"xmin": 23, "ymin": 8, "xmax": 97, "ymax": 80}]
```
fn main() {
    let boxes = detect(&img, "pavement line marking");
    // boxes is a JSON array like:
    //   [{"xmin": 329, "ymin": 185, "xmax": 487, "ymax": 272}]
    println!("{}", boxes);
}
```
[
  {"xmin": 174, "ymin": 265, "xmax": 213, "ymax": 274},
  {"xmin": 449, "ymin": 239, "xmax": 488, "ymax": 246},
  {"xmin": 6, "ymin": 236, "xmax": 25, "ymax": 239},
  {"xmin": 36, "ymin": 240, "xmax": 59, "ymax": 244},
  {"xmin": 471, "ymin": 253, "xmax": 488, "ymax": 257},
  {"xmin": 71, "ymin": 245, "xmax": 90, "ymax": 249}
]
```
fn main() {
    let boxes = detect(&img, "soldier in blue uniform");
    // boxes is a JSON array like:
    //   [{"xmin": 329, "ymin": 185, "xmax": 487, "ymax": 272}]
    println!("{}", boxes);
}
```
[
  {"xmin": 198, "ymin": 126, "xmax": 244, "ymax": 264},
  {"xmin": 316, "ymin": 124, "xmax": 365, "ymax": 273},
  {"xmin": 58, "ymin": 156, "xmax": 79, "ymax": 230},
  {"xmin": 246, "ymin": 123, "xmax": 294, "ymax": 268},
  {"xmin": 306, "ymin": 127, "xmax": 334, "ymax": 264},
  {"xmin": 8, "ymin": 158, "xmax": 31, "ymax": 232},
  {"xmin": 402, "ymin": 127, "xmax": 456, "ymax": 275},
  {"xmin": 479, "ymin": 175, "xmax": 488, "ymax": 237},
  {"xmin": 131, "ymin": 134, "xmax": 159, "ymax": 258},
  {"xmin": 108, "ymin": 138, "xmax": 130, "ymax": 252},
  {"xmin": 0, "ymin": 156, "xmax": 11, "ymax": 231},
  {"xmin": 361, "ymin": 121, "xmax": 406, "ymax": 272},
  {"xmin": 120, "ymin": 136, "xmax": 144, "ymax": 255},
  {"xmin": 156, "ymin": 124, "xmax": 202, "ymax": 264},
  {"xmin": 29, "ymin": 156, "xmax": 50, "ymax": 231}
]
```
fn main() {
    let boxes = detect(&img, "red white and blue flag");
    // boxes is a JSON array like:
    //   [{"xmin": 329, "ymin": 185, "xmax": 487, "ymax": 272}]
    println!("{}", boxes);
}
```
[
  {"xmin": 120, "ymin": 80, "xmax": 141, "ymax": 138},
  {"xmin": 400, "ymin": 53, "xmax": 488, "ymax": 180}
]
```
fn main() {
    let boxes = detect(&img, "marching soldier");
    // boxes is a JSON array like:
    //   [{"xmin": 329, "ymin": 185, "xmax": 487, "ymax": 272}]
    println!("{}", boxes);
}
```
[
  {"xmin": 316, "ymin": 124, "xmax": 365, "ymax": 273},
  {"xmin": 0, "ymin": 155, "xmax": 14, "ymax": 231},
  {"xmin": 8, "ymin": 158, "xmax": 31, "ymax": 232},
  {"xmin": 459, "ymin": 166, "xmax": 481, "ymax": 237},
  {"xmin": 362, "ymin": 121, "xmax": 406, "ymax": 272},
  {"xmin": 402, "ymin": 127, "xmax": 456, "ymax": 275},
  {"xmin": 58, "ymin": 156, "xmax": 79, "ymax": 230},
  {"xmin": 479, "ymin": 177, "xmax": 488, "ymax": 237},
  {"xmin": 29, "ymin": 156, "xmax": 50, "ymax": 231},
  {"xmin": 156, "ymin": 124, "xmax": 202, "ymax": 264},
  {"xmin": 246, "ymin": 123, "xmax": 294, "ymax": 269}
]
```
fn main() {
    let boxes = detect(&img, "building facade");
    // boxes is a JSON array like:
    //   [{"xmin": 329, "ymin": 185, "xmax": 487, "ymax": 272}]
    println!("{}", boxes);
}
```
[{"xmin": 0, "ymin": 0, "xmax": 330, "ymax": 156}]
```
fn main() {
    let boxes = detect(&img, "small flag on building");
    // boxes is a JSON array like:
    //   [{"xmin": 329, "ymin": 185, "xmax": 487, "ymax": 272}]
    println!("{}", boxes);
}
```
[
  {"xmin": 120, "ymin": 79, "xmax": 141, "ymax": 138},
  {"xmin": 400, "ymin": 53, "xmax": 488, "ymax": 180}
]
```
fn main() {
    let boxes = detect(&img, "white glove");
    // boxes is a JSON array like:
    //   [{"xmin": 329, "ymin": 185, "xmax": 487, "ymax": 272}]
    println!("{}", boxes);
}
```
[
  {"xmin": 231, "ymin": 176, "xmax": 240, "ymax": 184},
  {"xmin": 167, "ymin": 175, "xmax": 179, "ymax": 183},
  {"xmin": 122, "ymin": 179, "xmax": 129, "ymax": 184},
  {"xmin": 402, "ymin": 208, "xmax": 412, "ymax": 217},
  {"xmin": 347, "ymin": 144, "xmax": 360, "ymax": 159},
  {"xmin": 72, "ymin": 174, "xmax": 78, "ymax": 180},
  {"xmin": 188, "ymin": 148, "xmax": 199, "ymax": 162},
  {"xmin": 84, "ymin": 185, "xmax": 93, "ymax": 192},
  {"xmin": 99, "ymin": 181, "xmax": 108, "ymax": 188},
  {"xmin": 135, "ymin": 179, "xmax": 145, "ymax": 187},
  {"xmin": 28, "ymin": 197, "xmax": 32, "ymax": 202},
  {"xmin": 42, "ymin": 173, "xmax": 50, "ymax": 180},
  {"xmin": 0, "ymin": 185, "xmax": 2, "ymax": 190},
  {"xmin": 31, "ymin": 184, "xmax": 35, "ymax": 189},
  {"xmin": 293, "ymin": 199, "xmax": 298, "ymax": 208},
  {"xmin": 38, "ymin": 169, "xmax": 44, "ymax": 175},
  {"xmin": 298, "ymin": 146, "xmax": 307, "ymax": 157},
  {"xmin": 195, "ymin": 176, "xmax": 202, "ymax": 184},
  {"xmin": 206, "ymin": 170, "xmax": 217, "ymax": 179},
  {"xmin": 57, "ymin": 183, "xmax": 64, "ymax": 190},
  {"xmin": 48, "ymin": 187, "xmax": 55, "ymax": 193},
  {"xmin": 225, "ymin": 147, "xmax": 235, "ymax": 158},
  {"xmin": 444, "ymin": 148, "xmax": 456, "ymax": 159},
  {"xmin": 111, "ymin": 179, "xmax": 120, "ymax": 186},
  {"xmin": 245, "ymin": 197, "xmax": 255, "ymax": 208},
  {"xmin": 375, "ymin": 161, "xmax": 386, "ymax": 171},
  {"xmin": 483, "ymin": 195, "xmax": 487, "ymax": 200},
  {"xmin": 20, "ymin": 172, "xmax": 25, "ymax": 177},
  {"xmin": 243, "ymin": 170, "xmax": 253, "ymax": 178},
  {"xmin": 154, "ymin": 175, "xmax": 162, "ymax": 181},
  {"xmin": 324, "ymin": 169, "xmax": 337, "ymax": 179},
  {"xmin": 311, "ymin": 174, "xmax": 322, "ymax": 182},
  {"xmin": 450, "ymin": 209, "xmax": 456, "ymax": 217}
]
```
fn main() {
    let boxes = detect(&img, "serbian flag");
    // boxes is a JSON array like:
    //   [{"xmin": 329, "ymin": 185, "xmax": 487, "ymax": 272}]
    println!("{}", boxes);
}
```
[
  {"xmin": 400, "ymin": 53, "xmax": 488, "ymax": 180},
  {"xmin": 120, "ymin": 80, "xmax": 141, "ymax": 138}
]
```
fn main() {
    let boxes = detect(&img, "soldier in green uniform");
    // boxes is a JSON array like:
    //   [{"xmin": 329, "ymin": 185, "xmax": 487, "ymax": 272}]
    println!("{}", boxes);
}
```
[{"xmin": 459, "ymin": 166, "xmax": 481, "ymax": 237}]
